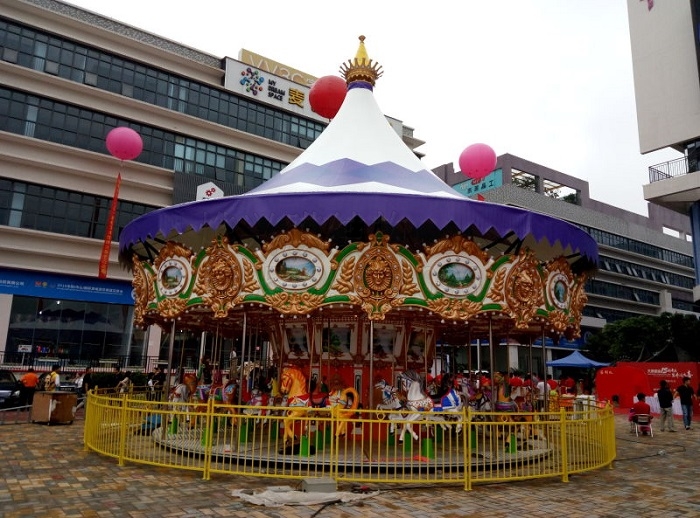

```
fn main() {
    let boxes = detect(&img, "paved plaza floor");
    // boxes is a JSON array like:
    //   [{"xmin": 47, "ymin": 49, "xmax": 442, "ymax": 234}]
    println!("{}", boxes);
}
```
[{"xmin": 1, "ymin": 409, "xmax": 699, "ymax": 517}]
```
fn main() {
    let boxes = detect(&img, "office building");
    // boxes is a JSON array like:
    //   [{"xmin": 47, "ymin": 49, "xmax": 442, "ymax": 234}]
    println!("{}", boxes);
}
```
[
  {"xmin": 434, "ymin": 153, "xmax": 697, "ymax": 353},
  {"xmin": 627, "ymin": 0, "xmax": 700, "ymax": 301},
  {"xmin": 0, "ymin": 0, "xmax": 423, "ymax": 366}
]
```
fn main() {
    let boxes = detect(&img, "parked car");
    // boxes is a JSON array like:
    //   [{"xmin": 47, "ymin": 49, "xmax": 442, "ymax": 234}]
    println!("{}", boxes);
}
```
[{"xmin": 0, "ymin": 370, "xmax": 21, "ymax": 408}]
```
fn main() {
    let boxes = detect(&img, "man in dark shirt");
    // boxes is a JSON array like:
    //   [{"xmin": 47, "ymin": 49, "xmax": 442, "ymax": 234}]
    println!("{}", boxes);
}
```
[
  {"xmin": 657, "ymin": 380, "xmax": 675, "ymax": 432},
  {"xmin": 674, "ymin": 376, "xmax": 696, "ymax": 430}
]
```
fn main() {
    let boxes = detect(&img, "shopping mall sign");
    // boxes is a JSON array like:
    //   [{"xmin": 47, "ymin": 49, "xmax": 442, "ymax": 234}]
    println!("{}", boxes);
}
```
[
  {"xmin": 452, "ymin": 169, "xmax": 503, "ymax": 198},
  {"xmin": 224, "ymin": 50, "xmax": 327, "ymax": 123}
]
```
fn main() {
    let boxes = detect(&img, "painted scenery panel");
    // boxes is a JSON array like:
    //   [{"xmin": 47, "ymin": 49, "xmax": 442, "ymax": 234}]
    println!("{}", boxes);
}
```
[
  {"xmin": 275, "ymin": 257, "xmax": 316, "ymax": 283},
  {"xmin": 322, "ymin": 327, "xmax": 351, "ymax": 354},
  {"xmin": 285, "ymin": 326, "xmax": 308, "ymax": 355},
  {"xmin": 372, "ymin": 327, "xmax": 396, "ymax": 356},
  {"xmin": 438, "ymin": 263, "xmax": 474, "ymax": 288},
  {"xmin": 408, "ymin": 330, "xmax": 427, "ymax": 360}
]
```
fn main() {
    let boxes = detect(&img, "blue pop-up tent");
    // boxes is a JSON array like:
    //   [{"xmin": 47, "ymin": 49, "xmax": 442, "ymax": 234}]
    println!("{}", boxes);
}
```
[{"xmin": 546, "ymin": 350, "xmax": 609, "ymax": 368}]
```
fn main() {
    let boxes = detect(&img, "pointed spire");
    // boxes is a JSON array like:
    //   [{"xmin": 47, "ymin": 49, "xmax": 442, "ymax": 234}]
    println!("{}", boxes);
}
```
[{"xmin": 340, "ymin": 35, "xmax": 383, "ymax": 88}]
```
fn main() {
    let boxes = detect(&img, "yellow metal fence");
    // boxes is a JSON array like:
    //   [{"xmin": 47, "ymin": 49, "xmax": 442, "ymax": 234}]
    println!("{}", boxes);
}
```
[{"xmin": 84, "ymin": 390, "xmax": 616, "ymax": 490}]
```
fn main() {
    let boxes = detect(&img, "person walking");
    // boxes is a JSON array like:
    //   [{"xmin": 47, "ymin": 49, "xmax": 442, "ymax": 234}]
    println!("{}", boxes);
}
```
[
  {"xmin": 76, "ymin": 366, "xmax": 93, "ymax": 410},
  {"xmin": 657, "ymin": 380, "xmax": 676, "ymax": 432},
  {"xmin": 19, "ymin": 367, "xmax": 39, "ymax": 410},
  {"xmin": 674, "ymin": 376, "xmax": 696, "ymax": 430}
]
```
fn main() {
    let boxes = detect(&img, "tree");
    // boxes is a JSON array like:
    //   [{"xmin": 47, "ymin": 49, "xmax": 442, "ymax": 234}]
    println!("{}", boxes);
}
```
[{"xmin": 586, "ymin": 312, "xmax": 700, "ymax": 362}]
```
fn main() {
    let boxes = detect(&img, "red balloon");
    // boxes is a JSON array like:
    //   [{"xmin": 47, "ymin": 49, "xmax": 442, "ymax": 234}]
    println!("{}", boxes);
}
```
[
  {"xmin": 547, "ymin": 379, "xmax": 558, "ymax": 390},
  {"xmin": 309, "ymin": 76, "xmax": 347, "ymax": 119},
  {"xmin": 106, "ymin": 127, "xmax": 143, "ymax": 161},
  {"xmin": 459, "ymin": 143, "xmax": 497, "ymax": 181}
]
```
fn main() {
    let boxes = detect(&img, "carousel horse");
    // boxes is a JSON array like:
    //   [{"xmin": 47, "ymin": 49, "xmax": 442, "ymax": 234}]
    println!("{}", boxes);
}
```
[
  {"xmin": 430, "ymin": 375, "xmax": 465, "ymax": 434},
  {"xmin": 460, "ymin": 377, "xmax": 492, "ymax": 413},
  {"xmin": 279, "ymin": 366, "xmax": 311, "ymax": 446},
  {"xmin": 397, "ymin": 370, "xmax": 434, "ymax": 442},
  {"xmin": 375, "ymin": 379, "xmax": 405, "ymax": 434},
  {"xmin": 325, "ymin": 385, "xmax": 360, "ymax": 437},
  {"xmin": 243, "ymin": 388, "xmax": 270, "ymax": 422}
]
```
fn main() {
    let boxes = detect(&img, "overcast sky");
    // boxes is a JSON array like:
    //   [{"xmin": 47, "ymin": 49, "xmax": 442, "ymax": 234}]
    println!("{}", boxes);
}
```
[{"xmin": 66, "ymin": 0, "xmax": 681, "ymax": 216}]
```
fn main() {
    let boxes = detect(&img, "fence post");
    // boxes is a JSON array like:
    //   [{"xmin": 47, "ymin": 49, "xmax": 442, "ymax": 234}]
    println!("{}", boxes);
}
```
[
  {"xmin": 560, "ymin": 407, "xmax": 569, "ymax": 483},
  {"xmin": 464, "ymin": 406, "xmax": 472, "ymax": 491},
  {"xmin": 118, "ymin": 393, "xmax": 128, "ymax": 466},
  {"xmin": 202, "ymin": 398, "xmax": 214, "ymax": 480},
  {"xmin": 330, "ymin": 405, "xmax": 339, "ymax": 479}
]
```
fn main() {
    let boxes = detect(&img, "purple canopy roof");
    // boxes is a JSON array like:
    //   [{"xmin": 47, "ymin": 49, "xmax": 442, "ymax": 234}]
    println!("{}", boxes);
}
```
[{"xmin": 119, "ymin": 38, "xmax": 597, "ymax": 270}]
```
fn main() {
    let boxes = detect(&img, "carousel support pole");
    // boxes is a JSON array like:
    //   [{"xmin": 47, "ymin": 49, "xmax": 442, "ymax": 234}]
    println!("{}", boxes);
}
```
[
  {"xmin": 488, "ymin": 317, "xmax": 496, "ymax": 394},
  {"xmin": 423, "ymin": 324, "xmax": 428, "ymax": 378},
  {"xmin": 467, "ymin": 329, "xmax": 472, "ymax": 376},
  {"xmin": 165, "ymin": 320, "xmax": 176, "ymax": 395},
  {"xmin": 369, "ymin": 320, "xmax": 375, "ymax": 410},
  {"xmin": 476, "ymin": 338, "xmax": 481, "ymax": 374},
  {"xmin": 541, "ymin": 326, "xmax": 548, "ymax": 412},
  {"xmin": 308, "ymin": 317, "xmax": 314, "ymax": 392},
  {"xmin": 325, "ymin": 316, "xmax": 331, "ymax": 394},
  {"xmin": 237, "ymin": 312, "xmax": 248, "ymax": 405},
  {"xmin": 199, "ymin": 331, "xmax": 206, "ymax": 364}
]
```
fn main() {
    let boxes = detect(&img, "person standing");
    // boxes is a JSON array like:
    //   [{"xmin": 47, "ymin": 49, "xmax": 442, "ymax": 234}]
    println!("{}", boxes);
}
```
[
  {"xmin": 112, "ymin": 365, "xmax": 123, "ymax": 389},
  {"xmin": 116, "ymin": 371, "xmax": 133, "ymax": 394},
  {"xmin": 44, "ymin": 364, "xmax": 60, "ymax": 391},
  {"xmin": 153, "ymin": 366, "xmax": 166, "ymax": 400},
  {"xmin": 76, "ymin": 366, "xmax": 93, "ymax": 410},
  {"xmin": 657, "ymin": 380, "xmax": 676, "ymax": 432},
  {"xmin": 674, "ymin": 376, "xmax": 696, "ymax": 430},
  {"xmin": 19, "ymin": 367, "xmax": 39, "ymax": 410}
]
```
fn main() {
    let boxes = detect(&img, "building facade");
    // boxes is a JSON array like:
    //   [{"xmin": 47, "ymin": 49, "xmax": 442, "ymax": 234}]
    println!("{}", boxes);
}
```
[
  {"xmin": 0, "ymin": 0, "xmax": 426, "ymax": 368},
  {"xmin": 627, "ymin": 0, "xmax": 700, "ymax": 301},
  {"xmin": 434, "ymin": 153, "xmax": 697, "ymax": 362},
  {"xmin": 1, "ymin": 0, "xmax": 693, "ymax": 370}
]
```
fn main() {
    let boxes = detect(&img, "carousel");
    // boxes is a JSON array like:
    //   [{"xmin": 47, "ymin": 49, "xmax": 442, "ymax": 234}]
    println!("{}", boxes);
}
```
[{"xmin": 118, "ymin": 37, "xmax": 598, "ymax": 450}]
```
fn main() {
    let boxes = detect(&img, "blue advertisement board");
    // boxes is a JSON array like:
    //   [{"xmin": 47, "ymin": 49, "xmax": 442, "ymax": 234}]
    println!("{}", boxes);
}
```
[{"xmin": 0, "ymin": 267, "xmax": 134, "ymax": 305}]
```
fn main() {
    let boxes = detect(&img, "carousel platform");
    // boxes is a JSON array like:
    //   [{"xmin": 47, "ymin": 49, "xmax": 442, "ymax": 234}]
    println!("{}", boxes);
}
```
[{"xmin": 149, "ymin": 418, "xmax": 553, "ymax": 475}]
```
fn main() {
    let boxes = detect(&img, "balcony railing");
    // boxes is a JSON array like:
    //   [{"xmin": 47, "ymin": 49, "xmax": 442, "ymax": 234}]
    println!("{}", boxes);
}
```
[{"xmin": 649, "ymin": 156, "xmax": 694, "ymax": 183}]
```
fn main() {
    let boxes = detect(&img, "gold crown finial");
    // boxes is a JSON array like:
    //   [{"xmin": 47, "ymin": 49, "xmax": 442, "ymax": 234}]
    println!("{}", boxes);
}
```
[{"xmin": 340, "ymin": 35, "xmax": 383, "ymax": 87}]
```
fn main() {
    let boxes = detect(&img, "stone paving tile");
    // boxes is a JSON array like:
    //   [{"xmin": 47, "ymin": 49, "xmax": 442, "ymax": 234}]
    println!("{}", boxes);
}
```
[{"xmin": 0, "ymin": 411, "xmax": 698, "ymax": 517}]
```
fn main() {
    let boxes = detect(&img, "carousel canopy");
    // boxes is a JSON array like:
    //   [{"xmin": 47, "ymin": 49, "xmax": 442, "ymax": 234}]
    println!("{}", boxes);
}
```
[
  {"xmin": 119, "ymin": 37, "xmax": 597, "ymax": 272},
  {"xmin": 117, "ymin": 36, "xmax": 597, "ymax": 344}
]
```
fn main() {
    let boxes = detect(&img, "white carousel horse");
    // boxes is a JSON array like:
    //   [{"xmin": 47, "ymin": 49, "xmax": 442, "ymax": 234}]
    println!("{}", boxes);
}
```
[
  {"xmin": 375, "ymin": 379, "xmax": 405, "ymax": 434},
  {"xmin": 397, "ymin": 370, "xmax": 434, "ymax": 442}
]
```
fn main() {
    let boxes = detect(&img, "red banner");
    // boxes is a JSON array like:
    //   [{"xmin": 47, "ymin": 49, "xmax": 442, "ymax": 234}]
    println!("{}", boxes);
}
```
[
  {"xmin": 595, "ymin": 362, "xmax": 700, "ymax": 408},
  {"xmin": 98, "ymin": 173, "xmax": 121, "ymax": 279},
  {"xmin": 617, "ymin": 362, "xmax": 699, "ymax": 392}
]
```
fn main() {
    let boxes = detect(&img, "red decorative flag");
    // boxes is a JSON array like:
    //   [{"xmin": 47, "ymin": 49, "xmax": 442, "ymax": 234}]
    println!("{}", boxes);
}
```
[
  {"xmin": 98, "ymin": 173, "xmax": 121, "ymax": 279},
  {"xmin": 476, "ymin": 194, "xmax": 485, "ymax": 201}
]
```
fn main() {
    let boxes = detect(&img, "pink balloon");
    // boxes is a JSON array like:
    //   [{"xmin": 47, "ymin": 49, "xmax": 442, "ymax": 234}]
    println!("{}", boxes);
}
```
[
  {"xmin": 459, "ymin": 143, "xmax": 497, "ymax": 181},
  {"xmin": 309, "ymin": 76, "xmax": 347, "ymax": 119},
  {"xmin": 106, "ymin": 127, "xmax": 143, "ymax": 161}
]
